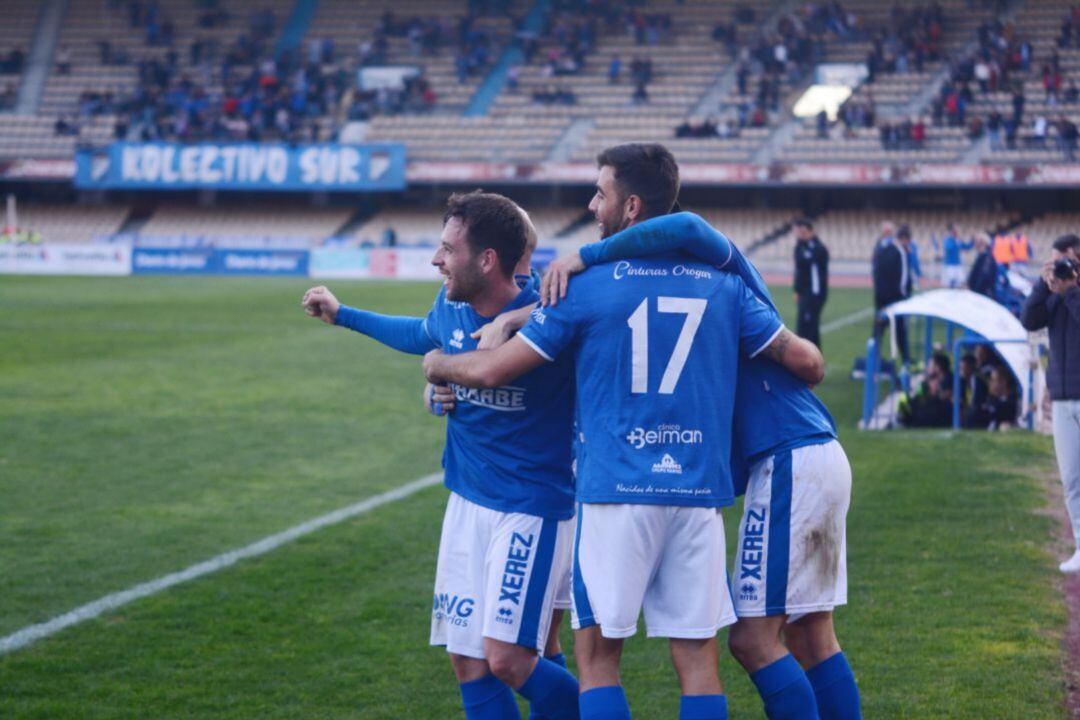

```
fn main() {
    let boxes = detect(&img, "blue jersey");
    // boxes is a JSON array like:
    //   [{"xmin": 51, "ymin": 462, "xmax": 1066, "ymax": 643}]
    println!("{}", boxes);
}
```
[
  {"xmin": 423, "ymin": 284, "xmax": 575, "ymax": 520},
  {"xmin": 576, "ymin": 212, "xmax": 839, "ymax": 493},
  {"xmin": 518, "ymin": 253, "xmax": 783, "ymax": 507}
]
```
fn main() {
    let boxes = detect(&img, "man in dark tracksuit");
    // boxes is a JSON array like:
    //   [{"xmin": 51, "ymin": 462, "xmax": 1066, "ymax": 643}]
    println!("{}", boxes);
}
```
[
  {"xmin": 872, "ymin": 224, "xmax": 913, "ymax": 363},
  {"xmin": 967, "ymin": 233, "xmax": 998, "ymax": 298},
  {"xmin": 1021, "ymin": 233, "xmax": 1080, "ymax": 573},
  {"xmin": 792, "ymin": 218, "xmax": 829, "ymax": 348}
]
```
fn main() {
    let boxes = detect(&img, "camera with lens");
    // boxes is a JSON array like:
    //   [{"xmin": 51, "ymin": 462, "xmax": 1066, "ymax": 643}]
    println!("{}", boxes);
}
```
[{"xmin": 1054, "ymin": 257, "xmax": 1080, "ymax": 281}]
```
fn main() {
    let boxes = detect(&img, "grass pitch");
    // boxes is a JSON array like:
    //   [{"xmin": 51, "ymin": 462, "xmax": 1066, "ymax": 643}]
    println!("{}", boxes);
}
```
[{"xmin": 0, "ymin": 276, "xmax": 1065, "ymax": 718}]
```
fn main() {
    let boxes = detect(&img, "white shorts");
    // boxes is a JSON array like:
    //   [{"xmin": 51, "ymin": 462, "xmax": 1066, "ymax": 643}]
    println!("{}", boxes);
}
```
[
  {"xmin": 942, "ymin": 264, "xmax": 965, "ymax": 287},
  {"xmin": 430, "ymin": 493, "xmax": 575, "ymax": 659},
  {"xmin": 571, "ymin": 502, "xmax": 736, "ymax": 639},
  {"xmin": 733, "ymin": 440, "xmax": 851, "ymax": 619}
]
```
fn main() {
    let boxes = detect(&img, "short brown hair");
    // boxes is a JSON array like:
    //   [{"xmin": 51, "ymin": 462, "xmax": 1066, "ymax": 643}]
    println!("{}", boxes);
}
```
[
  {"xmin": 443, "ymin": 191, "xmax": 529, "ymax": 277},
  {"xmin": 596, "ymin": 143, "xmax": 680, "ymax": 220}
]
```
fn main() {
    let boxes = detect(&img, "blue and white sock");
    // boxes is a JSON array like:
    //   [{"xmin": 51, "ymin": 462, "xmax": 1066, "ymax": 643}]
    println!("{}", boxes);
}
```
[
  {"xmin": 460, "ymin": 674, "xmax": 522, "ymax": 720},
  {"xmin": 579, "ymin": 685, "xmax": 631, "ymax": 720},
  {"xmin": 518, "ymin": 657, "xmax": 580, "ymax": 720},
  {"xmin": 806, "ymin": 652, "xmax": 861, "ymax": 720},
  {"xmin": 679, "ymin": 694, "xmax": 728, "ymax": 719},
  {"xmin": 750, "ymin": 654, "xmax": 820, "ymax": 719}
]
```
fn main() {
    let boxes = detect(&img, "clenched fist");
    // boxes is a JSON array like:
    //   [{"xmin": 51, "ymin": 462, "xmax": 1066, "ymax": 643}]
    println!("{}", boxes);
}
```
[{"xmin": 301, "ymin": 286, "xmax": 341, "ymax": 325}]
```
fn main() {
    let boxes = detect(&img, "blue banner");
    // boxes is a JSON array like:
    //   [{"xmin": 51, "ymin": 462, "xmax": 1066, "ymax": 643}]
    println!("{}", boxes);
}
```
[
  {"xmin": 76, "ymin": 142, "xmax": 407, "ymax": 191},
  {"xmin": 132, "ymin": 248, "xmax": 309, "ymax": 275},
  {"xmin": 132, "ymin": 248, "xmax": 215, "ymax": 274}
]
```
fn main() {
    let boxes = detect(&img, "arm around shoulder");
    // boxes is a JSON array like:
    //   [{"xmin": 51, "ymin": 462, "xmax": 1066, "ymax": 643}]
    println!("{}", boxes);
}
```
[{"xmin": 759, "ymin": 328, "xmax": 826, "ymax": 385}]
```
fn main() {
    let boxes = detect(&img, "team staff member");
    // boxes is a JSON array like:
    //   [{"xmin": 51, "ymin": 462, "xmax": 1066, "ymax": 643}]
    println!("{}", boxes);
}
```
[
  {"xmin": 793, "ymin": 218, "xmax": 829, "ymax": 349},
  {"xmin": 1021, "ymin": 234, "xmax": 1080, "ymax": 574},
  {"xmin": 871, "ymin": 224, "xmax": 913, "ymax": 364}
]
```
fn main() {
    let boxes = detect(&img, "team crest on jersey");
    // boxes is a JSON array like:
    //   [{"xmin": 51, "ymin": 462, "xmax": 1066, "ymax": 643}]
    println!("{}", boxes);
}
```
[
  {"xmin": 651, "ymin": 454, "xmax": 683, "ymax": 474},
  {"xmin": 449, "ymin": 328, "xmax": 466, "ymax": 349}
]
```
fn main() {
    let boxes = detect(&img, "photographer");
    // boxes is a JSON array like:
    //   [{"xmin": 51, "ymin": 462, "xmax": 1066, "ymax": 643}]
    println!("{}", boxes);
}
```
[{"xmin": 1021, "ymin": 234, "xmax": 1080, "ymax": 573}]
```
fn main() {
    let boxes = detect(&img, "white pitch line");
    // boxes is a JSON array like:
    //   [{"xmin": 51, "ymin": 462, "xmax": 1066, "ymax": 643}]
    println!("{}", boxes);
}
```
[
  {"xmin": 0, "ymin": 472, "xmax": 444, "ymax": 656},
  {"xmin": 821, "ymin": 306, "xmax": 875, "ymax": 334},
  {"xmin": 0, "ymin": 305, "xmax": 875, "ymax": 656}
]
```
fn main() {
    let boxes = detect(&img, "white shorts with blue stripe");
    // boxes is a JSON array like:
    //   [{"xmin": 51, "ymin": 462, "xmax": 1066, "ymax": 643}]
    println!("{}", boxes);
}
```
[
  {"xmin": 430, "ymin": 492, "xmax": 574, "ymax": 659},
  {"xmin": 733, "ymin": 439, "xmax": 851, "ymax": 620},
  {"xmin": 571, "ymin": 502, "xmax": 737, "ymax": 639}
]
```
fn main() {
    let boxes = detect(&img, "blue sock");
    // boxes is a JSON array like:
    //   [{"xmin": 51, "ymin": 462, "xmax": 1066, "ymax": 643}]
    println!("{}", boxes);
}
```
[
  {"xmin": 806, "ymin": 652, "xmax": 861, "ymax": 720},
  {"xmin": 460, "ymin": 674, "xmax": 522, "ymax": 720},
  {"xmin": 750, "ymin": 654, "xmax": 820, "ymax": 720},
  {"xmin": 579, "ymin": 685, "xmax": 631, "ymax": 720},
  {"xmin": 529, "ymin": 653, "xmax": 570, "ymax": 720},
  {"xmin": 518, "ymin": 657, "xmax": 580, "ymax": 720},
  {"xmin": 679, "ymin": 694, "xmax": 728, "ymax": 720}
]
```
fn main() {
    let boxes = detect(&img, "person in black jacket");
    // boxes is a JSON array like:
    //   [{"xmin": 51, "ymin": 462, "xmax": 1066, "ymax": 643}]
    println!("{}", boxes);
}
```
[
  {"xmin": 967, "ymin": 232, "xmax": 997, "ymax": 298},
  {"xmin": 872, "ymin": 223, "xmax": 913, "ymax": 363},
  {"xmin": 792, "ymin": 218, "xmax": 829, "ymax": 348},
  {"xmin": 1021, "ymin": 233, "xmax": 1080, "ymax": 573}
]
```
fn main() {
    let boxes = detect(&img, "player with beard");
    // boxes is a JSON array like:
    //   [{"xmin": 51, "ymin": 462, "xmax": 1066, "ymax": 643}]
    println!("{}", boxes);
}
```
[
  {"xmin": 423, "ymin": 145, "xmax": 825, "ymax": 720},
  {"xmin": 539, "ymin": 213, "xmax": 860, "ymax": 720},
  {"xmin": 302, "ymin": 192, "xmax": 579, "ymax": 720}
]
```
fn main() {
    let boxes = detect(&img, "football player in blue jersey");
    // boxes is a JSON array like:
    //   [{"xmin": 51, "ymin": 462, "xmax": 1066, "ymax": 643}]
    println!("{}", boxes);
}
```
[
  {"xmin": 539, "ymin": 211, "xmax": 861, "ymax": 719},
  {"xmin": 302, "ymin": 192, "xmax": 580, "ymax": 720},
  {"xmin": 423, "ymin": 145, "xmax": 826, "ymax": 720}
]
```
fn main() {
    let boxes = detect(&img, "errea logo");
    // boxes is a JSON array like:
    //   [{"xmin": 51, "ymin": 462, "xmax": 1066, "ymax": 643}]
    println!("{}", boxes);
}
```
[
  {"xmin": 449, "ymin": 328, "xmax": 465, "ymax": 349},
  {"xmin": 530, "ymin": 307, "xmax": 546, "ymax": 325},
  {"xmin": 652, "ymin": 454, "xmax": 683, "ymax": 474}
]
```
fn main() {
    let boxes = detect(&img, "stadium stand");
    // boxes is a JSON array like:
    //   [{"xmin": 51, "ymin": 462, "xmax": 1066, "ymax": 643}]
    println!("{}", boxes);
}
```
[
  {"xmin": 1012, "ymin": 212, "xmax": 1080, "ymax": 257},
  {"xmin": 780, "ymin": 0, "xmax": 1005, "ymax": 164},
  {"xmin": 0, "ymin": 3, "xmax": 39, "ymax": 109},
  {"xmin": 136, "ymin": 204, "xmax": 353, "ymax": 246},
  {"xmin": 750, "ymin": 209, "xmax": 1020, "ymax": 262},
  {"xmin": 350, "ymin": 204, "xmax": 583, "ymax": 246},
  {"xmin": 4, "ymin": 203, "xmax": 131, "ymax": 244},
  {"xmin": 303, "ymin": 0, "xmax": 523, "ymax": 116},
  {"xmin": 960, "ymin": 0, "xmax": 1080, "ymax": 164}
]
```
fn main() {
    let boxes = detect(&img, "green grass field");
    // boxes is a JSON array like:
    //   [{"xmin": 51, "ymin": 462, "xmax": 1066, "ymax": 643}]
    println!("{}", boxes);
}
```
[{"xmin": 0, "ymin": 276, "xmax": 1066, "ymax": 718}]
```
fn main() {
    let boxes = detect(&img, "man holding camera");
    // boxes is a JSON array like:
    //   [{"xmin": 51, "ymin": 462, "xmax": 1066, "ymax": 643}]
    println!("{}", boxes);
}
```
[{"xmin": 1021, "ymin": 234, "xmax": 1080, "ymax": 573}]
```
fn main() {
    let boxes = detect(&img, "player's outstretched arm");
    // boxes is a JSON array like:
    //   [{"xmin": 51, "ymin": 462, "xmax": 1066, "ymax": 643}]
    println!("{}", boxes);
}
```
[
  {"xmin": 541, "ymin": 212, "xmax": 741, "ymax": 306},
  {"xmin": 301, "ymin": 285, "xmax": 437, "ymax": 356},
  {"xmin": 423, "ymin": 337, "xmax": 546, "ymax": 390},
  {"xmin": 580, "ymin": 211, "xmax": 733, "ymax": 269},
  {"xmin": 760, "ymin": 328, "xmax": 826, "ymax": 386}
]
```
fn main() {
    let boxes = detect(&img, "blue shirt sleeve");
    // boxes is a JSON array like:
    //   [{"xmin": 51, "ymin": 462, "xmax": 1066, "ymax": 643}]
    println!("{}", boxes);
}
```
[
  {"xmin": 736, "ymin": 282, "xmax": 784, "ymax": 358},
  {"xmin": 578, "ymin": 212, "xmax": 733, "ymax": 269},
  {"xmin": 334, "ymin": 305, "xmax": 439, "ymax": 355},
  {"xmin": 517, "ymin": 298, "xmax": 577, "ymax": 362}
]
